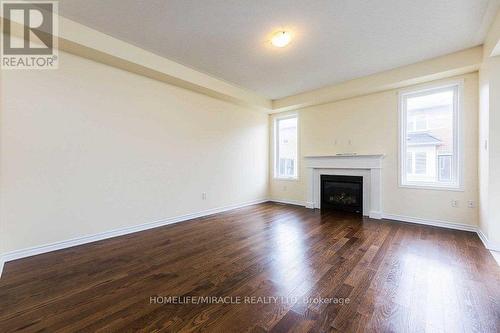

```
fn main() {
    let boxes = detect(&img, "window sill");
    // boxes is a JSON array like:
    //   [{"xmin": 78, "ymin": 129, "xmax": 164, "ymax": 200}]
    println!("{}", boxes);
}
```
[
  {"xmin": 274, "ymin": 177, "xmax": 299, "ymax": 182},
  {"xmin": 399, "ymin": 183, "xmax": 464, "ymax": 192}
]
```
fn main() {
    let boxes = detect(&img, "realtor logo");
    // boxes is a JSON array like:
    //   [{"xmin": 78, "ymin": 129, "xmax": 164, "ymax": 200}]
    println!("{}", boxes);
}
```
[{"xmin": 1, "ymin": 1, "xmax": 58, "ymax": 69}]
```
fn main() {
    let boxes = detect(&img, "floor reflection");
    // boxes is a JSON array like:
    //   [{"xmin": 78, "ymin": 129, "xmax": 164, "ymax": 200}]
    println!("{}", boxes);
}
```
[{"xmin": 269, "ymin": 219, "xmax": 312, "ymax": 296}]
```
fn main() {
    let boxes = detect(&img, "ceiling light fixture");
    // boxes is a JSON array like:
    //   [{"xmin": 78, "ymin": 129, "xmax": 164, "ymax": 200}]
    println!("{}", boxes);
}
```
[{"xmin": 271, "ymin": 31, "xmax": 292, "ymax": 48}]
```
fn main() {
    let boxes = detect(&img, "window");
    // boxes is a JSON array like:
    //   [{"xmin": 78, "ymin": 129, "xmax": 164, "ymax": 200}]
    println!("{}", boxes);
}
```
[
  {"xmin": 438, "ymin": 154, "xmax": 452, "ymax": 181},
  {"xmin": 279, "ymin": 158, "xmax": 294, "ymax": 177},
  {"xmin": 275, "ymin": 115, "xmax": 298, "ymax": 179},
  {"xmin": 406, "ymin": 152, "xmax": 413, "ymax": 174},
  {"xmin": 406, "ymin": 151, "xmax": 429, "ymax": 176},
  {"xmin": 414, "ymin": 152, "xmax": 427, "ymax": 174},
  {"xmin": 408, "ymin": 115, "xmax": 428, "ymax": 132},
  {"xmin": 400, "ymin": 82, "xmax": 462, "ymax": 189}
]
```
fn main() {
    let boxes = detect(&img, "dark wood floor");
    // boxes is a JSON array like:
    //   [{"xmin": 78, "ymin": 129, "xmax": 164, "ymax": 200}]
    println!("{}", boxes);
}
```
[{"xmin": 0, "ymin": 203, "xmax": 499, "ymax": 332}]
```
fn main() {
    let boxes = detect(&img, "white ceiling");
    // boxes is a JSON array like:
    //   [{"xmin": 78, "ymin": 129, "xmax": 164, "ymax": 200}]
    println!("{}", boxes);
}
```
[{"xmin": 59, "ymin": 0, "xmax": 498, "ymax": 99}]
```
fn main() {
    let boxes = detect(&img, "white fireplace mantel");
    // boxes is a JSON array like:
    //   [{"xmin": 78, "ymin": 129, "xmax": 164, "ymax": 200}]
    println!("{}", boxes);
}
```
[{"xmin": 304, "ymin": 154, "xmax": 384, "ymax": 219}]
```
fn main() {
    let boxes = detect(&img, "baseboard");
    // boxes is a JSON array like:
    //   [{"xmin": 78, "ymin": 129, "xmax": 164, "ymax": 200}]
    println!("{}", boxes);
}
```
[
  {"xmin": 269, "ymin": 199, "xmax": 306, "ymax": 207},
  {"xmin": 305, "ymin": 201, "xmax": 314, "ymax": 209},
  {"xmin": 477, "ymin": 228, "xmax": 489, "ymax": 249},
  {"xmin": 381, "ymin": 214, "xmax": 500, "ymax": 252},
  {"xmin": 0, "ymin": 255, "xmax": 5, "ymax": 278},
  {"xmin": 273, "ymin": 201, "xmax": 475, "ymax": 232},
  {"xmin": 1, "ymin": 198, "xmax": 268, "ymax": 267},
  {"xmin": 369, "ymin": 211, "xmax": 383, "ymax": 219},
  {"xmin": 382, "ymin": 213, "xmax": 478, "ymax": 232},
  {"xmin": 477, "ymin": 228, "xmax": 500, "ymax": 252},
  {"xmin": 1, "ymin": 200, "xmax": 495, "ymax": 279}
]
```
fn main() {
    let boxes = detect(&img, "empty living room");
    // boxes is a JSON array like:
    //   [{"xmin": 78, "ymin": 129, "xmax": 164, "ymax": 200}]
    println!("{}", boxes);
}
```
[{"xmin": 1, "ymin": 1, "xmax": 500, "ymax": 332}]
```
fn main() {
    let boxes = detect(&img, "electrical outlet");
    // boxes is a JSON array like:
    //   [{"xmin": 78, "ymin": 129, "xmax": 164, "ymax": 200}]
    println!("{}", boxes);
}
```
[
  {"xmin": 202, "ymin": 192, "xmax": 207, "ymax": 200},
  {"xmin": 451, "ymin": 200, "xmax": 458, "ymax": 208},
  {"xmin": 468, "ymin": 200, "xmax": 475, "ymax": 208}
]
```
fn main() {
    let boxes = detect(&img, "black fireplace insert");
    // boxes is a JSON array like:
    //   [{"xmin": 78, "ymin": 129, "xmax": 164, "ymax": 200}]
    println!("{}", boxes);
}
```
[{"xmin": 321, "ymin": 175, "xmax": 363, "ymax": 214}]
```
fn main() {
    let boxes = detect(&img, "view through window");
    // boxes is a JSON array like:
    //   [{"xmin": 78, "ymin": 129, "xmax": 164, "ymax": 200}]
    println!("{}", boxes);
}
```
[
  {"xmin": 400, "ymin": 83, "xmax": 461, "ymax": 188},
  {"xmin": 275, "ymin": 116, "xmax": 298, "ymax": 179}
]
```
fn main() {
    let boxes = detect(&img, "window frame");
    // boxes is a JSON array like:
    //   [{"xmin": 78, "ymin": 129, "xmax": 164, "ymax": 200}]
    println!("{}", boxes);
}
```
[
  {"xmin": 398, "ymin": 80, "xmax": 464, "ymax": 191},
  {"xmin": 274, "ymin": 114, "xmax": 299, "ymax": 180}
]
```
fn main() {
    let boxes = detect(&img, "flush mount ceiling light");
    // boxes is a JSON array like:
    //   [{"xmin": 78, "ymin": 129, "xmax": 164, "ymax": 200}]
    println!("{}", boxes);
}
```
[{"xmin": 271, "ymin": 31, "xmax": 292, "ymax": 48}]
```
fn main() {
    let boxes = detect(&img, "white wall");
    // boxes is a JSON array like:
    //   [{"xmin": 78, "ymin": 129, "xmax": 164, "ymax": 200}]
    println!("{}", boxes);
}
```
[
  {"xmin": 0, "ymin": 67, "xmax": 3, "ymax": 261},
  {"xmin": 270, "ymin": 74, "xmax": 479, "ymax": 227},
  {"xmin": 1, "ymin": 21, "xmax": 497, "ymax": 259},
  {"xmin": 479, "ymin": 10, "xmax": 500, "ymax": 250},
  {"xmin": 486, "ymin": 59, "xmax": 500, "ymax": 247},
  {"xmin": 479, "ymin": 68, "xmax": 490, "ymax": 238},
  {"xmin": 479, "ymin": 58, "xmax": 500, "ymax": 248},
  {"xmin": 0, "ymin": 49, "xmax": 269, "ymax": 254}
]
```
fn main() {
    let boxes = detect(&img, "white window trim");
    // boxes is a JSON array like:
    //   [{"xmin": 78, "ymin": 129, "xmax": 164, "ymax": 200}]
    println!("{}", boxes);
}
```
[
  {"xmin": 398, "ymin": 80, "xmax": 464, "ymax": 191},
  {"xmin": 273, "ymin": 113, "xmax": 299, "ymax": 180}
]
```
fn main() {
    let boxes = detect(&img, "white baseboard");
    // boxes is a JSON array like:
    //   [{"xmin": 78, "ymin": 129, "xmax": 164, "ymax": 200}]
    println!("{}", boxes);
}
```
[
  {"xmin": 477, "ymin": 228, "xmax": 489, "ymax": 248},
  {"xmin": 477, "ymin": 228, "xmax": 500, "ymax": 252},
  {"xmin": 0, "ymin": 255, "xmax": 5, "ymax": 278},
  {"xmin": 0, "ymin": 198, "xmax": 268, "ymax": 272},
  {"xmin": 273, "ymin": 200, "xmax": 477, "ymax": 232},
  {"xmin": 269, "ymin": 199, "xmax": 306, "ymax": 207},
  {"xmin": 1, "ymin": 200, "xmax": 496, "ymax": 279},
  {"xmin": 266, "ymin": 201, "xmax": 496, "ymax": 253},
  {"xmin": 369, "ymin": 211, "xmax": 383, "ymax": 219},
  {"xmin": 382, "ymin": 214, "xmax": 500, "ymax": 253},
  {"xmin": 382, "ymin": 213, "xmax": 478, "ymax": 232}
]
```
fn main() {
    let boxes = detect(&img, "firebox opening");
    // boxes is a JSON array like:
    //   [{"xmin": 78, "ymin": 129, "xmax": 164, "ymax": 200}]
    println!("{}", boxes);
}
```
[{"xmin": 321, "ymin": 175, "xmax": 363, "ymax": 214}]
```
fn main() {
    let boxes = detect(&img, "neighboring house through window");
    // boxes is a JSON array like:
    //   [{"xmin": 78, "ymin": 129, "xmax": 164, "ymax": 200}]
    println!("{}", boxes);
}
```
[
  {"xmin": 400, "ymin": 82, "xmax": 462, "ymax": 189},
  {"xmin": 274, "ymin": 115, "xmax": 298, "ymax": 179},
  {"xmin": 438, "ymin": 154, "xmax": 452, "ymax": 181}
]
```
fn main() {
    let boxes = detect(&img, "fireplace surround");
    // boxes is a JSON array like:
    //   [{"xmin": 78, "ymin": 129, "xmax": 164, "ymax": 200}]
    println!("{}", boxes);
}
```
[{"xmin": 304, "ymin": 154, "xmax": 384, "ymax": 219}]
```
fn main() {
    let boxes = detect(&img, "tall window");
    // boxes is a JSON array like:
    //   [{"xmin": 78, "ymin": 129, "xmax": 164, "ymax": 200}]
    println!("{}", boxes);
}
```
[
  {"xmin": 275, "ymin": 115, "xmax": 298, "ymax": 179},
  {"xmin": 400, "ymin": 82, "xmax": 461, "ymax": 189}
]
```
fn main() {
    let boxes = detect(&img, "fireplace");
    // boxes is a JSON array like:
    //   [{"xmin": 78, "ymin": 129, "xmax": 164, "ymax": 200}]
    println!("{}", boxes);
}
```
[{"xmin": 321, "ymin": 175, "xmax": 363, "ymax": 214}]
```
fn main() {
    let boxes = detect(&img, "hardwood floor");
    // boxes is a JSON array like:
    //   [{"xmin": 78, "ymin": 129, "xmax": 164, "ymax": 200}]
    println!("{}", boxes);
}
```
[{"xmin": 0, "ymin": 202, "xmax": 498, "ymax": 332}]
